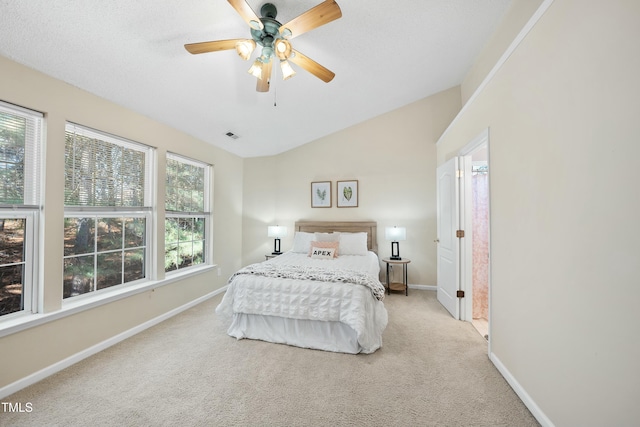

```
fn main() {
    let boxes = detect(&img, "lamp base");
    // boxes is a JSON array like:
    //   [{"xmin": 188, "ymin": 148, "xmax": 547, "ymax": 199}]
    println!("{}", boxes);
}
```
[
  {"xmin": 272, "ymin": 238, "xmax": 281, "ymax": 255},
  {"xmin": 390, "ymin": 241, "xmax": 401, "ymax": 260}
]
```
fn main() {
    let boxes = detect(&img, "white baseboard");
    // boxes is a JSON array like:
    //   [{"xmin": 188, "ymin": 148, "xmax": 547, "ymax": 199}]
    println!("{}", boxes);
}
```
[
  {"xmin": 408, "ymin": 284, "xmax": 437, "ymax": 291},
  {"xmin": 0, "ymin": 287, "xmax": 226, "ymax": 400},
  {"xmin": 490, "ymin": 352, "xmax": 554, "ymax": 427}
]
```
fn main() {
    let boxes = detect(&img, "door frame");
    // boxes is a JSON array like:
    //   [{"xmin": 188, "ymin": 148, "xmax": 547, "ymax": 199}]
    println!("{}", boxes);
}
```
[{"xmin": 458, "ymin": 128, "xmax": 491, "ymax": 348}]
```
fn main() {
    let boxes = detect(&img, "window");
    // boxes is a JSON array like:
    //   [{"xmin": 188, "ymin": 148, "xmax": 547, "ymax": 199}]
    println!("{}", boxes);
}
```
[
  {"xmin": 164, "ymin": 153, "xmax": 211, "ymax": 272},
  {"xmin": 0, "ymin": 101, "xmax": 42, "ymax": 318},
  {"xmin": 63, "ymin": 123, "xmax": 154, "ymax": 299}
]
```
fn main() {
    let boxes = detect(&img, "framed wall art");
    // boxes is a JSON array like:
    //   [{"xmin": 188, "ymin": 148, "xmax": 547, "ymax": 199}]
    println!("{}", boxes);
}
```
[
  {"xmin": 337, "ymin": 180, "xmax": 358, "ymax": 207},
  {"xmin": 311, "ymin": 181, "xmax": 332, "ymax": 208}
]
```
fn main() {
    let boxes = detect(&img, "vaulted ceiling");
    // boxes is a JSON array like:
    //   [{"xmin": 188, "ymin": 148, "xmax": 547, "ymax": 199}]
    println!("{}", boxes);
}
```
[{"xmin": 0, "ymin": 0, "xmax": 511, "ymax": 157}]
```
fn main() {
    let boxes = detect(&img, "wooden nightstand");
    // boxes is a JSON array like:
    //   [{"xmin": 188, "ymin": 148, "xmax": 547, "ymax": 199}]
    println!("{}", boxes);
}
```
[{"xmin": 382, "ymin": 258, "xmax": 410, "ymax": 296}]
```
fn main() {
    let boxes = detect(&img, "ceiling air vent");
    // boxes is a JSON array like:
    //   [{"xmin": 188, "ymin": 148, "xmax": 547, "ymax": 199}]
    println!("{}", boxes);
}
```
[{"xmin": 225, "ymin": 131, "xmax": 239, "ymax": 140}]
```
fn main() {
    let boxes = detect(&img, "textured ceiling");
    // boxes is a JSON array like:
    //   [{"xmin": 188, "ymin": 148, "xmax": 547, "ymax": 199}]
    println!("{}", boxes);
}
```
[{"xmin": 0, "ymin": 0, "xmax": 511, "ymax": 158}]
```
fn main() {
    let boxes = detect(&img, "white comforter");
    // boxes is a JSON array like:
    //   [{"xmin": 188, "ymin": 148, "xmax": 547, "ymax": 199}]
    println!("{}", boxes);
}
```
[{"xmin": 216, "ymin": 251, "xmax": 388, "ymax": 353}]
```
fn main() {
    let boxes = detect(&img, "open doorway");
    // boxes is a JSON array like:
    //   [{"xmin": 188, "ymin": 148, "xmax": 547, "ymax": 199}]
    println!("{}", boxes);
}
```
[
  {"xmin": 457, "ymin": 130, "xmax": 490, "ymax": 342},
  {"xmin": 469, "ymin": 148, "xmax": 489, "ymax": 339}
]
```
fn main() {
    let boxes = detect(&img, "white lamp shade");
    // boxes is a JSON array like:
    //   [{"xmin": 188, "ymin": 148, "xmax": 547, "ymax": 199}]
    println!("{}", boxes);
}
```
[
  {"xmin": 268, "ymin": 225, "xmax": 288, "ymax": 238},
  {"xmin": 385, "ymin": 226, "xmax": 406, "ymax": 241}
]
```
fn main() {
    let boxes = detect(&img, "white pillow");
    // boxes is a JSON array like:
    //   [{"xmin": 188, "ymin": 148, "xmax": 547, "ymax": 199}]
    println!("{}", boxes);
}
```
[
  {"xmin": 309, "ymin": 246, "xmax": 337, "ymax": 259},
  {"xmin": 291, "ymin": 232, "xmax": 315, "ymax": 253},
  {"xmin": 314, "ymin": 232, "xmax": 340, "ymax": 242},
  {"xmin": 339, "ymin": 232, "xmax": 369, "ymax": 255}
]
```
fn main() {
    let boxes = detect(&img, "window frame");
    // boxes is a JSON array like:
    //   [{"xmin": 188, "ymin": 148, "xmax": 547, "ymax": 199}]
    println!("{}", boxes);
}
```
[
  {"xmin": 0, "ymin": 211, "xmax": 38, "ymax": 320},
  {"xmin": 0, "ymin": 100, "xmax": 43, "ymax": 321},
  {"xmin": 164, "ymin": 152, "xmax": 212, "ymax": 274},
  {"xmin": 63, "ymin": 122, "xmax": 155, "ymax": 302},
  {"xmin": 62, "ymin": 212, "xmax": 153, "ymax": 299}
]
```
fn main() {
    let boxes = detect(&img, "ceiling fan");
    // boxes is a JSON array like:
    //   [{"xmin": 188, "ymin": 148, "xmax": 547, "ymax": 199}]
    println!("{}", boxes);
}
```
[{"xmin": 185, "ymin": 0, "xmax": 342, "ymax": 92}]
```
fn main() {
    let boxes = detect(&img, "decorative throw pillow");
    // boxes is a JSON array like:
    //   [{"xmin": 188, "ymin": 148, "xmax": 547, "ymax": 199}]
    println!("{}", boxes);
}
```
[
  {"xmin": 291, "ymin": 232, "xmax": 315, "ymax": 253},
  {"xmin": 339, "ymin": 232, "xmax": 369, "ymax": 255},
  {"xmin": 309, "ymin": 246, "xmax": 337, "ymax": 259},
  {"xmin": 308, "ymin": 240, "xmax": 339, "ymax": 258}
]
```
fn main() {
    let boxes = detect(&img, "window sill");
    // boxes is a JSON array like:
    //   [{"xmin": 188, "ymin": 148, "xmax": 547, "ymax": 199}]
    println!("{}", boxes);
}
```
[{"xmin": 0, "ymin": 264, "xmax": 217, "ymax": 339}]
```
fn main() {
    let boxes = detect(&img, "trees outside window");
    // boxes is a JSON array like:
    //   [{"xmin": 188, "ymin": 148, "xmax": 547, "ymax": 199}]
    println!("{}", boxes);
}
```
[{"xmin": 164, "ymin": 153, "xmax": 211, "ymax": 273}]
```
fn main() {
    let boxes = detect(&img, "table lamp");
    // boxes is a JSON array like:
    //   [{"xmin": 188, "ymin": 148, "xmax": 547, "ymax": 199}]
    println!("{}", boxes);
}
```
[
  {"xmin": 267, "ymin": 225, "xmax": 288, "ymax": 255},
  {"xmin": 385, "ymin": 226, "xmax": 406, "ymax": 260}
]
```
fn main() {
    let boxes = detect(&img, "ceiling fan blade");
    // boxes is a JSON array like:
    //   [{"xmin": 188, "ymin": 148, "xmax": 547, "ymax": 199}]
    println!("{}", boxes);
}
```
[
  {"xmin": 289, "ymin": 50, "xmax": 335, "ymax": 83},
  {"xmin": 279, "ymin": 0, "xmax": 342, "ymax": 39},
  {"xmin": 185, "ymin": 39, "xmax": 247, "ymax": 55},
  {"xmin": 227, "ymin": 0, "xmax": 264, "ymax": 30},
  {"xmin": 256, "ymin": 60, "xmax": 273, "ymax": 92}
]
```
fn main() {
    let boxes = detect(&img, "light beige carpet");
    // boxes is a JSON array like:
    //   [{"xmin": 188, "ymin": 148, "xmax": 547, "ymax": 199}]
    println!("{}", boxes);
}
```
[{"xmin": 2, "ymin": 290, "xmax": 539, "ymax": 426}]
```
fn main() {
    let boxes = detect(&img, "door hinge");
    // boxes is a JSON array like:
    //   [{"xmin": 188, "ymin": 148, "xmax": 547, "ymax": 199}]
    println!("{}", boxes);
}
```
[
  {"xmin": 457, "ymin": 290, "xmax": 465, "ymax": 298},
  {"xmin": 456, "ymin": 169, "xmax": 463, "ymax": 178},
  {"xmin": 456, "ymin": 230, "xmax": 465, "ymax": 238}
]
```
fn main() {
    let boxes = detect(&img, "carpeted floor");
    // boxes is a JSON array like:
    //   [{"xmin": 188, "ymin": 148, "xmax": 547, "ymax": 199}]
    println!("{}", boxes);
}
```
[{"xmin": 1, "ymin": 290, "xmax": 539, "ymax": 426}]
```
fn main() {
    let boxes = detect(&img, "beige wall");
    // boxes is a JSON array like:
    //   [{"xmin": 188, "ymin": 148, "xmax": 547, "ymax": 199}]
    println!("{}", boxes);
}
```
[
  {"xmin": 242, "ymin": 87, "xmax": 461, "ymax": 286},
  {"xmin": 438, "ymin": 1, "xmax": 640, "ymax": 425},
  {"xmin": 0, "ymin": 55, "xmax": 244, "ymax": 389},
  {"xmin": 460, "ymin": 0, "xmax": 544, "ymax": 105}
]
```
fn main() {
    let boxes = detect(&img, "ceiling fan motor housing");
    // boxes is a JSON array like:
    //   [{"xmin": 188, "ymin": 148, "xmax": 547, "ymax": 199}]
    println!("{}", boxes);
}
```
[
  {"xmin": 251, "ymin": 3, "xmax": 286, "ymax": 58},
  {"xmin": 260, "ymin": 3, "xmax": 278, "ymax": 19}
]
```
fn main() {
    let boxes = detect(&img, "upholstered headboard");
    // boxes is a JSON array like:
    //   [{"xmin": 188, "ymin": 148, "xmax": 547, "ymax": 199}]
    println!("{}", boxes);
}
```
[{"xmin": 294, "ymin": 220, "xmax": 378, "ymax": 254}]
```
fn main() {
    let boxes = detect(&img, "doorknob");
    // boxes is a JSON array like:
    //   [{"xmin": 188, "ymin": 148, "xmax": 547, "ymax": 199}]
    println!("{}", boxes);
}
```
[{"xmin": 434, "ymin": 239, "xmax": 440, "ymax": 243}]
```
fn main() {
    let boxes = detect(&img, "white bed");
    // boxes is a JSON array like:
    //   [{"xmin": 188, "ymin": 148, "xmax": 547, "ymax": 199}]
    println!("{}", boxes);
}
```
[{"xmin": 216, "ymin": 221, "xmax": 388, "ymax": 354}]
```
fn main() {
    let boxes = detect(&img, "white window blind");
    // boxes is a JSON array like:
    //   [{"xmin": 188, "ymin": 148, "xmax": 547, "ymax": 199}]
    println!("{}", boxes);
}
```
[
  {"xmin": 0, "ymin": 101, "xmax": 42, "ymax": 206},
  {"xmin": 165, "ymin": 153, "xmax": 209, "ymax": 213},
  {"xmin": 64, "ymin": 123, "xmax": 152, "ymax": 208}
]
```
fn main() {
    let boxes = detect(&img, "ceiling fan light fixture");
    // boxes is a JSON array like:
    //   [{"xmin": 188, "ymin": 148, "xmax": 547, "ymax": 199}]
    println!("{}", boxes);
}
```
[
  {"xmin": 280, "ymin": 60, "xmax": 296, "ymax": 80},
  {"xmin": 235, "ymin": 39, "xmax": 256, "ymax": 60},
  {"xmin": 274, "ymin": 39, "xmax": 292, "ymax": 60},
  {"xmin": 248, "ymin": 59, "xmax": 264, "ymax": 79}
]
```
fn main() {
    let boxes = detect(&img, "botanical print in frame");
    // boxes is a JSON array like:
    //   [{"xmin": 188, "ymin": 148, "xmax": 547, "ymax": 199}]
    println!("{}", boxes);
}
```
[
  {"xmin": 311, "ymin": 181, "xmax": 331, "ymax": 208},
  {"xmin": 337, "ymin": 180, "xmax": 358, "ymax": 207}
]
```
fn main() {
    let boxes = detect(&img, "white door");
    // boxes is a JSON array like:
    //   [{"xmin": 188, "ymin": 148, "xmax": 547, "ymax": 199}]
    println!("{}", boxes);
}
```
[{"xmin": 436, "ymin": 157, "xmax": 460, "ymax": 319}]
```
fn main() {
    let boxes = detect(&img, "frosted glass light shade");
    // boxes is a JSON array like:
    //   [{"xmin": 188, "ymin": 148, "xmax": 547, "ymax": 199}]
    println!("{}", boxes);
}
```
[
  {"xmin": 274, "ymin": 39, "xmax": 292, "ymax": 60},
  {"xmin": 280, "ymin": 60, "xmax": 296, "ymax": 80},
  {"xmin": 248, "ymin": 59, "xmax": 264, "ymax": 79},
  {"xmin": 235, "ymin": 40, "xmax": 256, "ymax": 60}
]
